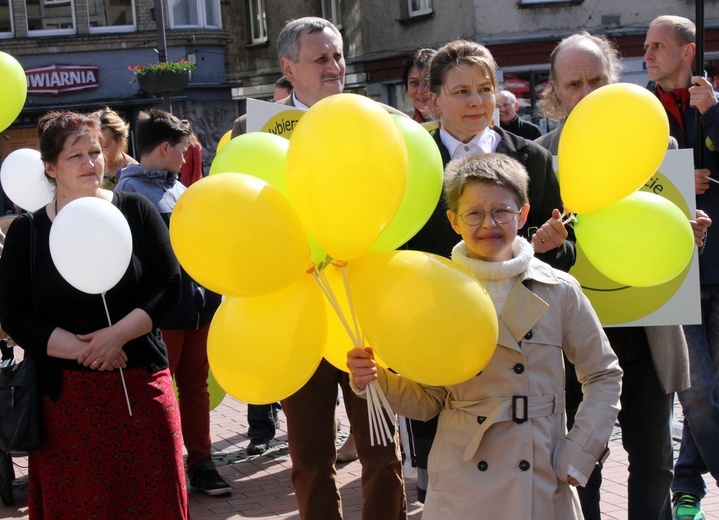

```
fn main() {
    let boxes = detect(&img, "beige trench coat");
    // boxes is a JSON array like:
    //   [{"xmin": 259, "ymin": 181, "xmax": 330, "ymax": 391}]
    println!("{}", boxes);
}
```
[{"xmin": 367, "ymin": 259, "xmax": 622, "ymax": 520}]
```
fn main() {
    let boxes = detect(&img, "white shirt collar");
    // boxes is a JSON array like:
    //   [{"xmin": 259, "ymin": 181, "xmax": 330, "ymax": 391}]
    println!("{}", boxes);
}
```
[
  {"xmin": 292, "ymin": 92, "xmax": 310, "ymax": 110},
  {"xmin": 440, "ymin": 126, "xmax": 501, "ymax": 160}
]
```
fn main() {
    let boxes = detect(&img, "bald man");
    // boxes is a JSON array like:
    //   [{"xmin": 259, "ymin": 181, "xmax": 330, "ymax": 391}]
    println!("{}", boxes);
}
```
[
  {"xmin": 645, "ymin": 15, "xmax": 719, "ymax": 520},
  {"xmin": 496, "ymin": 90, "xmax": 542, "ymax": 140}
]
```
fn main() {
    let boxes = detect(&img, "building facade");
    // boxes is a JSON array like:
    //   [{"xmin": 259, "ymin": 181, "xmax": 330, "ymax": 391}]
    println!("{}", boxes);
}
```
[
  {"xmin": 2, "ymin": 0, "xmax": 719, "ymax": 172},
  {"xmin": 0, "ymin": 0, "xmax": 237, "ymax": 172},
  {"xmin": 226, "ymin": 0, "xmax": 719, "ymax": 131}
]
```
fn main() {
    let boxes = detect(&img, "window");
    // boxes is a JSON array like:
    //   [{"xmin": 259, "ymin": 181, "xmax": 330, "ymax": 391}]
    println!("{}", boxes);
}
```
[
  {"xmin": 321, "ymin": 0, "xmax": 341, "ymax": 29},
  {"xmin": 87, "ymin": 0, "xmax": 135, "ymax": 33},
  {"xmin": 0, "ymin": 0, "xmax": 13, "ymax": 36},
  {"xmin": 26, "ymin": 0, "xmax": 75, "ymax": 34},
  {"xmin": 248, "ymin": 0, "xmax": 266, "ymax": 44},
  {"xmin": 519, "ymin": 0, "xmax": 577, "ymax": 3},
  {"xmin": 169, "ymin": 0, "xmax": 221, "ymax": 29},
  {"xmin": 408, "ymin": 0, "xmax": 431, "ymax": 17}
]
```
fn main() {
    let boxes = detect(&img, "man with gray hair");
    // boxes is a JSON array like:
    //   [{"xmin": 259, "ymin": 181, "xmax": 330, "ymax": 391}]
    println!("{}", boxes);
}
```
[
  {"xmin": 231, "ymin": 17, "xmax": 407, "ymax": 520},
  {"xmin": 535, "ymin": 31, "xmax": 623, "ymax": 153},
  {"xmin": 496, "ymin": 90, "xmax": 542, "ymax": 140}
]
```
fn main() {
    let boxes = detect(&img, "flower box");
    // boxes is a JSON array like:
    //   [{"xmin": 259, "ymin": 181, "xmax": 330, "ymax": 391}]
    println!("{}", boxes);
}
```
[{"xmin": 136, "ymin": 69, "xmax": 191, "ymax": 94}]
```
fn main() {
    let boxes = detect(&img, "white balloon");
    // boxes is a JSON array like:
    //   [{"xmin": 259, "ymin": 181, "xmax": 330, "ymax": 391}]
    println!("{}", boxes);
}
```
[
  {"xmin": 49, "ymin": 197, "xmax": 133, "ymax": 294},
  {"xmin": 0, "ymin": 148, "xmax": 54, "ymax": 211}
]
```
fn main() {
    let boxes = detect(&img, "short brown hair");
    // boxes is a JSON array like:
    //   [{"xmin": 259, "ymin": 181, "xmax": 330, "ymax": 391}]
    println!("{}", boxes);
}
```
[
  {"xmin": 428, "ymin": 40, "xmax": 499, "ymax": 97},
  {"xmin": 650, "ymin": 15, "xmax": 695, "ymax": 45},
  {"xmin": 444, "ymin": 153, "xmax": 529, "ymax": 213},
  {"xmin": 37, "ymin": 110, "xmax": 102, "ymax": 184}
]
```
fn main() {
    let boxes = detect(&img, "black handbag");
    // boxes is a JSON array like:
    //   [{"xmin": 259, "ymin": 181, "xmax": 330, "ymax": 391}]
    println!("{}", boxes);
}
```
[
  {"xmin": 0, "ymin": 340, "xmax": 41, "ymax": 453},
  {"xmin": 0, "ymin": 212, "xmax": 43, "ymax": 453}
]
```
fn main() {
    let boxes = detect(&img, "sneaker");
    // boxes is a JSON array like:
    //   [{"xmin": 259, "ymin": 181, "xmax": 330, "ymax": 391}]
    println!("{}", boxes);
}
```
[
  {"xmin": 672, "ymin": 493, "xmax": 705, "ymax": 520},
  {"xmin": 247, "ymin": 438, "xmax": 269, "ymax": 455},
  {"xmin": 189, "ymin": 461, "xmax": 232, "ymax": 496}
]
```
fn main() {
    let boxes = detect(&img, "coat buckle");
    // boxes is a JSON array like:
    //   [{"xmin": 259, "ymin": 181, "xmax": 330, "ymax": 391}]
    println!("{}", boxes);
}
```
[{"xmin": 512, "ymin": 395, "xmax": 528, "ymax": 423}]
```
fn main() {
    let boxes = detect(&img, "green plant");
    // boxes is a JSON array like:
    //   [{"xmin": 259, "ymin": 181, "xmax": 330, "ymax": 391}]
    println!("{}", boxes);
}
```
[{"xmin": 128, "ymin": 59, "xmax": 196, "ymax": 82}]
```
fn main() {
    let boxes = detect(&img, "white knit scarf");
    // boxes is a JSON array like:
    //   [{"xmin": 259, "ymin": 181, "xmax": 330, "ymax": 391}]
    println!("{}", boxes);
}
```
[{"xmin": 451, "ymin": 237, "xmax": 534, "ymax": 315}]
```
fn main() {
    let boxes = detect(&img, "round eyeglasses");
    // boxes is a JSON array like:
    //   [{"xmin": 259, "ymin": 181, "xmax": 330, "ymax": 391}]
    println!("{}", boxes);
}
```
[{"xmin": 458, "ymin": 207, "xmax": 521, "ymax": 226}]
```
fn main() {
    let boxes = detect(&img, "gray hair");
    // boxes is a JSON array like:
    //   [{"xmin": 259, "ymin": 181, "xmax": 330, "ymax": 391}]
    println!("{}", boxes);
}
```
[
  {"xmin": 537, "ymin": 31, "xmax": 623, "ymax": 122},
  {"xmin": 497, "ymin": 90, "xmax": 517, "ymax": 104},
  {"xmin": 277, "ymin": 17, "xmax": 343, "ymax": 62}
]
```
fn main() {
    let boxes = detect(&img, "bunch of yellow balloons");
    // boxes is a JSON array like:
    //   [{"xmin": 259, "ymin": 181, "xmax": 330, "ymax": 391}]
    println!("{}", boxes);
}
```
[
  {"xmin": 170, "ymin": 93, "xmax": 500, "ymax": 397},
  {"xmin": 172, "ymin": 93, "xmax": 476, "ymax": 402},
  {"xmin": 559, "ymin": 83, "xmax": 694, "ymax": 288}
]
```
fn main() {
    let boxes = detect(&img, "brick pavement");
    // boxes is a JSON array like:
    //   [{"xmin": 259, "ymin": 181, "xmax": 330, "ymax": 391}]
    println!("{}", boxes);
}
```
[{"xmin": 2, "ymin": 397, "xmax": 717, "ymax": 519}]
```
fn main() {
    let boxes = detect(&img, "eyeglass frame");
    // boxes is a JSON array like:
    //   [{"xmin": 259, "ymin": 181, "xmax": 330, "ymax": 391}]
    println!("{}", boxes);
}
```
[{"xmin": 456, "ymin": 206, "xmax": 522, "ymax": 226}]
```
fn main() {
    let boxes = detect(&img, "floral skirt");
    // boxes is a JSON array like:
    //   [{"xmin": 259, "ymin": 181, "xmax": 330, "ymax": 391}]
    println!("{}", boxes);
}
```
[{"xmin": 28, "ymin": 367, "xmax": 189, "ymax": 519}]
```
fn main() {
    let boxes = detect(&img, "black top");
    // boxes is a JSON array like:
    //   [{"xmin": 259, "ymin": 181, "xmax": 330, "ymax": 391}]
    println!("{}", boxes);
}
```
[
  {"xmin": 500, "ymin": 115, "xmax": 543, "ymax": 141},
  {"xmin": 405, "ymin": 128, "xmax": 576, "ymax": 272},
  {"xmin": 0, "ymin": 192, "xmax": 181, "ymax": 399}
]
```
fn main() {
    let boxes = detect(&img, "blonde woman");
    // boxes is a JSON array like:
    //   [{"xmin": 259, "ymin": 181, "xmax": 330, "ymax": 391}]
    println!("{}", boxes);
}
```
[{"xmin": 89, "ymin": 107, "xmax": 138, "ymax": 189}]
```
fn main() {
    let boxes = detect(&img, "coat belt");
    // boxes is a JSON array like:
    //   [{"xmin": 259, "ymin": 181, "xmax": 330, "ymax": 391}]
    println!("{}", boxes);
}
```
[{"xmin": 447, "ymin": 393, "xmax": 565, "ymax": 462}]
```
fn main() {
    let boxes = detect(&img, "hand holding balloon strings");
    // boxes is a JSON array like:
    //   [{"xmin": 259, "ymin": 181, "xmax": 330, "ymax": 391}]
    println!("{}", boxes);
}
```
[{"xmin": 311, "ymin": 262, "xmax": 396, "ymax": 447}]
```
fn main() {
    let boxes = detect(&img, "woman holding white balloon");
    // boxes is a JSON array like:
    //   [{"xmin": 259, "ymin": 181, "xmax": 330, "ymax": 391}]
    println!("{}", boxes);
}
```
[{"xmin": 0, "ymin": 111, "xmax": 188, "ymax": 518}]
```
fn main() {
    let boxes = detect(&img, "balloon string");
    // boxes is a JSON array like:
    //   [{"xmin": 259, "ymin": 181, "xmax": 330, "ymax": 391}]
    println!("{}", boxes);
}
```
[
  {"xmin": 101, "ymin": 292, "xmax": 132, "ymax": 417},
  {"xmin": 339, "ymin": 266, "xmax": 362, "ymax": 349},
  {"xmin": 311, "ymin": 270, "xmax": 361, "ymax": 348},
  {"xmin": 310, "ymin": 268, "xmax": 394, "ymax": 447},
  {"xmin": 561, "ymin": 212, "xmax": 577, "ymax": 226}
]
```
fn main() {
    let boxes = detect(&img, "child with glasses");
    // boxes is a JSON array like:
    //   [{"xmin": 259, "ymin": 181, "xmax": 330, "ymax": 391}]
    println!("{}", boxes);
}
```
[{"xmin": 347, "ymin": 153, "xmax": 622, "ymax": 519}]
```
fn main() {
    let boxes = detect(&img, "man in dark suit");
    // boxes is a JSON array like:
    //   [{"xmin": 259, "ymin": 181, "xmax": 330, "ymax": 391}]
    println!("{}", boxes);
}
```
[
  {"xmin": 230, "ymin": 17, "xmax": 407, "ymax": 520},
  {"xmin": 496, "ymin": 90, "xmax": 542, "ymax": 140}
]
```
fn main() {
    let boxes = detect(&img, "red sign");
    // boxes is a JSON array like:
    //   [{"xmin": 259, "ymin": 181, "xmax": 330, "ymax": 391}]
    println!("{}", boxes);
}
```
[{"xmin": 25, "ymin": 64, "xmax": 99, "ymax": 95}]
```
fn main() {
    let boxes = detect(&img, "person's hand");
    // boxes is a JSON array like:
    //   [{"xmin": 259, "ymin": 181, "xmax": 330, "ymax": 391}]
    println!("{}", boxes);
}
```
[
  {"xmin": 690, "ymin": 209, "xmax": 712, "ymax": 248},
  {"xmin": 567, "ymin": 476, "xmax": 580, "ymax": 487},
  {"xmin": 695, "ymin": 168, "xmax": 712, "ymax": 195},
  {"xmin": 689, "ymin": 76, "xmax": 717, "ymax": 115},
  {"xmin": 346, "ymin": 347, "xmax": 378, "ymax": 390},
  {"xmin": 76, "ymin": 327, "xmax": 128, "ymax": 371},
  {"xmin": 531, "ymin": 208, "xmax": 568, "ymax": 253}
]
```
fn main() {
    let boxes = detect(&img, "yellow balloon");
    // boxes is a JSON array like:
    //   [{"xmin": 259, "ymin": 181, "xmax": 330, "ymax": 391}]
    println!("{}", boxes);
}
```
[
  {"xmin": 216, "ymin": 130, "xmax": 232, "ymax": 154},
  {"xmin": 574, "ymin": 191, "xmax": 694, "ymax": 287},
  {"xmin": 170, "ymin": 173, "xmax": 311, "ymax": 297},
  {"xmin": 346, "ymin": 250, "xmax": 498, "ymax": 386},
  {"xmin": 321, "ymin": 263, "xmax": 389, "ymax": 373},
  {"xmin": 558, "ymin": 83, "xmax": 669, "ymax": 214},
  {"xmin": 287, "ymin": 93, "xmax": 408, "ymax": 261},
  {"xmin": 208, "ymin": 276, "xmax": 326, "ymax": 404},
  {"xmin": 0, "ymin": 52, "xmax": 27, "ymax": 133}
]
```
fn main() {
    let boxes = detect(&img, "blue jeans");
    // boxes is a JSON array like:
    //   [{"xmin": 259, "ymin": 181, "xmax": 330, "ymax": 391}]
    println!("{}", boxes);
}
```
[
  {"xmin": 673, "ymin": 284, "xmax": 719, "ymax": 498},
  {"xmin": 247, "ymin": 402, "xmax": 281, "ymax": 442}
]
